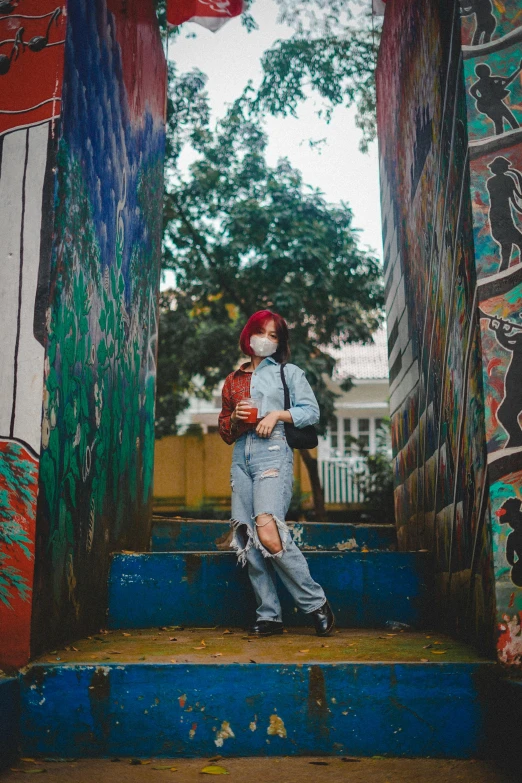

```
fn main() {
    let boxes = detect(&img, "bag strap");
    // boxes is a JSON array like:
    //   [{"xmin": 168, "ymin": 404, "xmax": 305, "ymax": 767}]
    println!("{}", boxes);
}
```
[{"xmin": 280, "ymin": 363, "xmax": 291, "ymax": 411}]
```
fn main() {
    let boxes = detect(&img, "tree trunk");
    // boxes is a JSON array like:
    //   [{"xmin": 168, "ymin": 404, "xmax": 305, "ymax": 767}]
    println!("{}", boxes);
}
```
[{"xmin": 299, "ymin": 448, "xmax": 326, "ymax": 521}]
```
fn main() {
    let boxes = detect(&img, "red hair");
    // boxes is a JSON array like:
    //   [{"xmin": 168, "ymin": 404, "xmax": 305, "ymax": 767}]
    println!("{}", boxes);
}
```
[{"xmin": 239, "ymin": 310, "xmax": 290, "ymax": 363}]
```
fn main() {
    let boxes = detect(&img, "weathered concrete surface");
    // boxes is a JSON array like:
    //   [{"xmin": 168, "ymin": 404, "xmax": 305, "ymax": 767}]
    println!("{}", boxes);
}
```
[
  {"xmin": 0, "ymin": 757, "xmax": 517, "ymax": 782},
  {"xmin": 29, "ymin": 627, "xmax": 491, "ymax": 665}
]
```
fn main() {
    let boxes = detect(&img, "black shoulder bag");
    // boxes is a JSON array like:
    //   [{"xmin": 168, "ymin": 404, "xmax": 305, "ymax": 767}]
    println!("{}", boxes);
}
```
[{"xmin": 280, "ymin": 363, "xmax": 318, "ymax": 450}]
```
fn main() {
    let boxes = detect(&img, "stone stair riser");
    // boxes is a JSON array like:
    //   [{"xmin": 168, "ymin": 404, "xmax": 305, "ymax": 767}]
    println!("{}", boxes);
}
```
[
  {"xmin": 19, "ymin": 662, "xmax": 498, "ymax": 759},
  {"xmin": 107, "ymin": 552, "xmax": 433, "ymax": 629}
]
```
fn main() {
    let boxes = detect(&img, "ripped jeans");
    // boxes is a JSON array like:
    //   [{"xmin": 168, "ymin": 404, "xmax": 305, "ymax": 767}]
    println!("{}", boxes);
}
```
[{"xmin": 230, "ymin": 422, "xmax": 326, "ymax": 622}]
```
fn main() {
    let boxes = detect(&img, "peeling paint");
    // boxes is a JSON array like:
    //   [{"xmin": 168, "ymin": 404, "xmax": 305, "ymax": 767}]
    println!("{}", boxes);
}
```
[
  {"xmin": 189, "ymin": 722, "xmax": 197, "ymax": 739},
  {"xmin": 178, "ymin": 694, "xmax": 187, "ymax": 708},
  {"xmin": 336, "ymin": 539, "xmax": 358, "ymax": 551},
  {"xmin": 214, "ymin": 720, "xmax": 235, "ymax": 747},
  {"xmin": 249, "ymin": 720, "xmax": 257, "ymax": 732},
  {"xmin": 498, "ymin": 613, "xmax": 522, "ymax": 666},
  {"xmin": 267, "ymin": 714, "xmax": 287, "ymax": 738}
]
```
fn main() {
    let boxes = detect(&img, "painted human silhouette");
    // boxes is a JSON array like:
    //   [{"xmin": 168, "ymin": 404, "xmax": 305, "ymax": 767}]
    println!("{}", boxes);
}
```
[
  {"xmin": 487, "ymin": 315, "xmax": 522, "ymax": 447},
  {"xmin": 470, "ymin": 62, "xmax": 522, "ymax": 135},
  {"xmin": 460, "ymin": 0, "xmax": 496, "ymax": 45},
  {"xmin": 486, "ymin": 157, "xmax": 522, "ymax": 271},
  {"xmin": 497, "ymin": 497, "xmax": 522, "ymax": 587}
]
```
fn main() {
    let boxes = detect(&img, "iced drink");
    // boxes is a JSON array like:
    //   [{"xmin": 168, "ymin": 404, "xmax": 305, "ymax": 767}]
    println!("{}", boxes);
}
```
[{"xmin": 243, "ymin": 397, "xmax": 260, "ymax": 423}]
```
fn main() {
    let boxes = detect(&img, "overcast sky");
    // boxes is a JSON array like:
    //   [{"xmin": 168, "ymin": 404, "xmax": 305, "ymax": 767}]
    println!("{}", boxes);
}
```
[{"xmin": 162, "ymin": 0, "xmax": 382, "ymax": 289}]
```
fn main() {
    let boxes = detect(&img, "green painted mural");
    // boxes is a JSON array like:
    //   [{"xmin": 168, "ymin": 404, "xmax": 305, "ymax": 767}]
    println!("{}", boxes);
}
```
[
  {"xmin": 378, "ymin": 0, "xmax": 522, "ymax": 667},
  {"xmin": 27, "ymin": 0, "xmax": 166, "ymax": 655},
  {"xmin": 461, "ymin": 0, "xmax": 522, "ymax": 667},
  {"xmin": 376, "ymin": 0, "xmax": 496, "ymax": 655}
]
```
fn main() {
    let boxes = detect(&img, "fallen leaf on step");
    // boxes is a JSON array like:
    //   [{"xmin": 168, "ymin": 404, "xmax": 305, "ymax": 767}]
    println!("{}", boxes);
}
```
[
  {"xmin": 200, "ymin": 640, "xmax": 206, "ymax": 647},
  {"xmin": 170, "ymin": 659, "xmax": 177, "ymax": 663},
  {"xmin": 207, "ymin": 756, "xmax": 223, "ymax": 762},
  {"xmin": 169, "ymin": 637, "xmax": 178, "ymax": 642},
  {"xmin": 298, "ymin": 649, "xmax": 310, "ymax": 653},
  {"xmin": 423, "ymin": 645, "xmax": 433, "ymax": 649},
  {"xmin": 431, "ymin": 650, "xmax": 447, "ymax": 655},
  {"xmin": 109, "ymin": 650, "xmax": 122, "ymax": 654},
  {"xmin": 193, "ymin": 647, "xmax": 205, "ymax": 650},
  {"xmin": 222, "ymin": 630, "xmax": 231, "ymax": 634},
  {"xmin": 321, "ymin": 644, "xmax": 330, "ymax": 648},
  {"xmin": 211, "ymin": 653, "xmax": 223, "ymax": 658},
  {"xmin": 71, "ymin": 646, "xmax": 79, "ymax": 651},
  {"xmin": 200, "ymin": 765, "xmax": 229, "ymax": 775},
  {"xmin": 341, "ymin": 757, "xmax": 361, "ymax": 762},
  {"xmin": 122, "ymin": 633, "xmax": 131, "ymax": 637},
  {"xmin": 249, "ymin": 659, "xmax": 257, "ymax": 663},
  {"xmin": 152, "ymin": 765, "xmax": 178, "ymax": 770},
  {"xmin": 130, "ymin": 759, "xmax": 151, "ymax": 765},
  {"xmin": 420, "ymin": 659, "xmax": 429, "ymax": 662}
]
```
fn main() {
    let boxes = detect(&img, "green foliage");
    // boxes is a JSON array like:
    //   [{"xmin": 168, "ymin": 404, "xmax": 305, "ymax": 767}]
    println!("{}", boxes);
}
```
[
  {"xmin": 155, "ymin": 0, "xmax": 380, "ymax": 153},
  {"xmin": 358, "ymin": 418, "xmax": 395, "ymax": 522}
]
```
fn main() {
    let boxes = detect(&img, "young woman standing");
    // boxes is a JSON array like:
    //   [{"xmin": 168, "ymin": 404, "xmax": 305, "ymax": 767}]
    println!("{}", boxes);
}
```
[{"xmin": 218, "ymin": 310, "xmax": 335, "ymax": 637}]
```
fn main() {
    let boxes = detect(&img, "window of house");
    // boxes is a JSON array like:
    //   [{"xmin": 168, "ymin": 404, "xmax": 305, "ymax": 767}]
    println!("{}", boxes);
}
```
[
  {"xmin": 358, "ymin": 418, "xmax": 370, "ymax": 453},
  {"xmin": 343, "ymin": 418, "xmax": 352, "ymax": 455},
  {"xmin": 329, "ymin": 418, "xmax": 338, "ymax": 450}
]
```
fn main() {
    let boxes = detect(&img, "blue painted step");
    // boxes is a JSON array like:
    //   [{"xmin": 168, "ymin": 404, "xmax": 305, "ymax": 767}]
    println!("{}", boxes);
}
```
[
  {"xmin": 0, "ymin": 676, "xmax": 19, "ymax": 769},
  {"xmin": 151, "ymin": 519, "xmax": 397, "ymax": 552},
  {"xmin": 19, "ymin": 660, "xmax": 498, "ymax": 759},
  {"xmin": 107, "ymin": 551, "xmax": 433, "ymax": 629}
]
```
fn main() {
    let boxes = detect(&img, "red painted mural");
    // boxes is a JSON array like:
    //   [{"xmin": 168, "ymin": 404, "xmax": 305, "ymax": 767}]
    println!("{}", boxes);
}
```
[
  {"xmin": 0, "ymin": 0, "xmax": 66, "ymax": 135},
  {"xmin": 0, "ymin": 0, "xmax": 66, "ymax": 669}
]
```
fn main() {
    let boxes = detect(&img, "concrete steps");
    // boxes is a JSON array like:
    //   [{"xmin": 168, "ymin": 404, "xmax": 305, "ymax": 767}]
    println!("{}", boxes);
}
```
[
  {"xmin": 19, "ymin": 628, "xmax": 497, "ymax": 759},
  {"xmin": 107, "ymin": 551, "xmax": 433, "ymax": 630},
  {"xmin": 150, "ymin": 518, "xmax": 397, "ymax": 553}
]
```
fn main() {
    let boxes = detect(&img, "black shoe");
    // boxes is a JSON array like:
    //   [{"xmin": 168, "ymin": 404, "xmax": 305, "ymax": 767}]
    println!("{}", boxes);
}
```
[
  {"xmin": 248, "ymin": 620, "xmax": 284, "ymax": 636},
  {"xmin": 310, "ymin": 600, "xmax": 335, "ymax": 637}
]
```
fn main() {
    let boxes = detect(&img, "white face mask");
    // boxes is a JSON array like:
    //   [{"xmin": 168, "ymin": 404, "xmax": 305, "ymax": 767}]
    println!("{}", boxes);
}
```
[{"xmin": 250, "ymin": 334, "xmax": 278, "ymax": 357}]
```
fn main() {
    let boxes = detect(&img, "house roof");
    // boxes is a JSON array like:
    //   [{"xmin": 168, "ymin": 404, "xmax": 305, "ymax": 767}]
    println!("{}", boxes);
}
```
[{"xmin": 330, "ymin": 328, "xmax": 389, "ymax": 381}]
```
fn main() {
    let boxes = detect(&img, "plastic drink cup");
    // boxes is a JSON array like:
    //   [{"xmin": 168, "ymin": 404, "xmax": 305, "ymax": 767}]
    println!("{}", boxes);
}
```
[{"xmin": 243, "ymin": 397, "xmax": 261, "ymax": 423}]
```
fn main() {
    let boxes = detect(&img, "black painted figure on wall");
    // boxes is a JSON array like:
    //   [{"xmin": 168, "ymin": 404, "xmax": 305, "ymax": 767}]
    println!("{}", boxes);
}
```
[
  {"xmin": 470, "ymin": 62, "xmax": 522, "ymax": 135},
  {"xmin": 460, "ymin": 0, "xmax": 496, "ymax": 46},
  {"xmin": 486, "ymin": 157, "xmax": 522, "ymax": 271},
  {"xmin": 485, "ymin": 313, "xmax": 522, "ymax": 447},
  {"xmin": 497, "ymin": 497, "xmax": 522, "ymax": 586}
]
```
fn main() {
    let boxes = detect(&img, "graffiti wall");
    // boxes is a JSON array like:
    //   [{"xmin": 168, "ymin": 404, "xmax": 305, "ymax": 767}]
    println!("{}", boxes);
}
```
[
  {"xmin": 0, "ymin": 1, "xmax": 66, "ymax": 669},
  {"xmin": 28, "ymin": 0, "xmax": 166, "ymax": 655},
  {"xmin": 376, "ymin": 0, "xmax": 496, "ymax": 653},
  {"xmin": 461, "ymin": 0, "xmax": 522, "ymax": 666}
]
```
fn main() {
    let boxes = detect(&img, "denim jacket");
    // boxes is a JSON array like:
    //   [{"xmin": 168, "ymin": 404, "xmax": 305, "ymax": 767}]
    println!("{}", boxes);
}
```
[{"xmin": 219, "ymin": 356, "xmax": 320, "ymax": 445}]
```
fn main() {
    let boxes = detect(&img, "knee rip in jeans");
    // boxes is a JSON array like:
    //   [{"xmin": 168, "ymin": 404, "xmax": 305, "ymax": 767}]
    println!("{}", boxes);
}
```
[
  {"xmin": 268, "ymin": 444, "xmax": 281, "ymax": 451},
  {"xmin": 252, "ymin": 512, "xmax": 290, "ymax": 559},
  {"xmin": 229, "ymin": 518, "xmax": 253, "ymax": 567},
  {"xmin": 260, "ymin": 467, "xmax": 279, "ymax": 478}
]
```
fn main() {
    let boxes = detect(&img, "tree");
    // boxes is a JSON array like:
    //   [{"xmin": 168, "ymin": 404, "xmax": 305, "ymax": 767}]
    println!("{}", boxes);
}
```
[
  {"xmin": 154, "ymin": 0, "xmax": 381, "ymax": 152},
  {"xmin": 157, "ymin": 82, "xmax": 383, "ymax": 518}
]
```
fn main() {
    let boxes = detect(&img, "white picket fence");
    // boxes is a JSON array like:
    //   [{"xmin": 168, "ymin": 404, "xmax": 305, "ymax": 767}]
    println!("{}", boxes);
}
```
[{"xmin": 320, "ymin": 458, "xmax": 369, "ymax": 504}]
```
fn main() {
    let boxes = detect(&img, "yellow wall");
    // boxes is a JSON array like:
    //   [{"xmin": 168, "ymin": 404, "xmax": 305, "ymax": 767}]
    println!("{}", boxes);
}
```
[{"xmin": 154, "ymin": 433, "xmax": 313, "ymax": 511}]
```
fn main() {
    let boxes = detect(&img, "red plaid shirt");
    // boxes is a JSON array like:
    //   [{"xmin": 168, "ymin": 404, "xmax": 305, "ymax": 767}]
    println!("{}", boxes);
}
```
[{"xmin": 218, "ymin": 364, "xmax": 256, "ymax": 444}]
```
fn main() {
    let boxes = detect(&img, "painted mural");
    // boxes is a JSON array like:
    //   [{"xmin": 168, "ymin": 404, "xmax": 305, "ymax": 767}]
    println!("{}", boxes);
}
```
[
  {"xmin": 376, "ymin": 0, "xmax": 496, "ymax": 653},
  {"xmin": 462, "ymin": 0, "xmax": 522, "ymax": 666},
  {"xmin": 30, "ymin": 0, "xmax": 166, "ymax": 654},
  {"xmin": 0, "ymin": 0, "xmax": 65, "ymax": 669}
]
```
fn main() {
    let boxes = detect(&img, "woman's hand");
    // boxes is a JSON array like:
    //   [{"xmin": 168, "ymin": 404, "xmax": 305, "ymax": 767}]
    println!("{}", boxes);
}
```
[
  {"xmin": 256, "ymin": 411, "xmax": 280, "ymax": 438},
  {"xmin": 231, "ymin": 400, "xmax": 252, "ymax": 424}
]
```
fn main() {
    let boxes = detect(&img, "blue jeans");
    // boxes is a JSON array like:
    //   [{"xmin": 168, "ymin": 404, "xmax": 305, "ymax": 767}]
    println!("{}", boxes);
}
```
[{"xmin": 230, "ymin": 423, "xmax": 326, "ymax": 622}]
